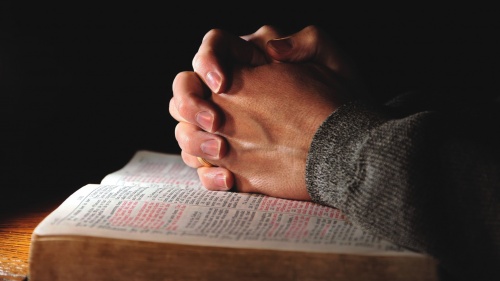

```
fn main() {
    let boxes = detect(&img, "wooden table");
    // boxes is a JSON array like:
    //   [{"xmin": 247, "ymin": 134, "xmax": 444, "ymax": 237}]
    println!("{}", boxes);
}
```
[{"xmin": 0, "ymin": 202, "xmax": 60, "ymax": 281}]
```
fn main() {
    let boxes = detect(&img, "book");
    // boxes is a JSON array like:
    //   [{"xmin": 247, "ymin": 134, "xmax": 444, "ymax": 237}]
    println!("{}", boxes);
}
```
[{"xmin": 28, "ymin": 150, "xmax": 439, "ymax": 281}]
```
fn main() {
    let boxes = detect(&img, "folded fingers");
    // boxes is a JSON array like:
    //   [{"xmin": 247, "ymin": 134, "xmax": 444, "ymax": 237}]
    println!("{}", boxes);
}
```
[
  {"xmin": 197, "ymin": 167, "xmax": 234, "ymax": 191},
  {"xmin": 170, "ymin": 71, "xmax": 222, "ymax": 133},
  {"xmin": 192, "ymin": 28, "xmax": 268, "ymax": 94},
  {"xmin": 175, "ymin": 122, "xmax": 227, "ymax": 166},
  {"xmin": 175, "ymin": 122, "xmax": 234, "ymax": 191},
  {"xmin": 241, "ymin": 25, "xmax": 284, "ymax": 62},
  {"xmin": 266, "ymin": 25, "xmax": 359, "ymax": 81}
]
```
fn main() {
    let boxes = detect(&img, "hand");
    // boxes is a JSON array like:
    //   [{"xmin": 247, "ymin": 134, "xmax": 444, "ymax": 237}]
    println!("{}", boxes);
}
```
[
  {"xmin": 170, "ymin": 25, "xmax": 296, "ymax": 190},
  {"xmin": 176, "ymin": 61, "xmax": 349, "ymax": 200},
  {"xmin": 170, "ymin": 25, "xmax": 363, "ymax": 193},
  {"xmin": 193, "ymin": 25, "xmax": 363, "ymax": 95},
  {"xmin": 171, "ymin": 25, "xmax": 363, "ymax": 133},
  {"xmin": 170, "ymin": 25, "xmax": 284, "ymax": 134}
]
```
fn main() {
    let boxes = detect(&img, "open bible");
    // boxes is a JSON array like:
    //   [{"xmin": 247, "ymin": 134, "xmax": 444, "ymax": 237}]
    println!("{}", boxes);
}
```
[{"xmin": 28, "ymin": 150, "xmax": 439, "ymax": 281}]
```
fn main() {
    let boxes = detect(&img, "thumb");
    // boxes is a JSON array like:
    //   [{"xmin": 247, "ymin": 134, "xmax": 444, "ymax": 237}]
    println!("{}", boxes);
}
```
[{"xmin": 265, "ymin": 25, "xmax": 358, "ymax": 81}]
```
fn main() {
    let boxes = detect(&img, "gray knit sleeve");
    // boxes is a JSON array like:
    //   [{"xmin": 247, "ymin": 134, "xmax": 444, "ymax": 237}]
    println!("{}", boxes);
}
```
[{"xmin": 305, "ymin": 100, "xmax": 500, "ymax": 281}]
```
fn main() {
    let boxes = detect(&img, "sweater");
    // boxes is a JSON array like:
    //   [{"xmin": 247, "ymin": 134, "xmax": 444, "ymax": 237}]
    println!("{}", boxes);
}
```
[{"xmin": 306, "ymin": 91, "xmax": 500, "ymax": 281}]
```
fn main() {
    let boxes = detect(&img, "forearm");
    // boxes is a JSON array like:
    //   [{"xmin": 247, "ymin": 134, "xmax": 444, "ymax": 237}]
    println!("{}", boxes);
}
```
[{"xmin": 305, "ymin": 99, "xmax": 500, "ymax": 280}]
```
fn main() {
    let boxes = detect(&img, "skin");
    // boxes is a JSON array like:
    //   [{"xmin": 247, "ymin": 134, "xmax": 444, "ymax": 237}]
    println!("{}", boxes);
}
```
[
  {"xmin": 170, "ymin": 25, "xmax": 364, "ymax": 198},
  {"xmin": 169, "ymin": 25, "xmax": 500, "ymax": 280}
]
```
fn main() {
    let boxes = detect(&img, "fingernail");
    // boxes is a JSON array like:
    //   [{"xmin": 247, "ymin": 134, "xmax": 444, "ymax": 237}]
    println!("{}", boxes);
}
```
[
  {"xmin": 196, "ymin": 111, "xmax": 213, "ymax": 132},
  {"xmin": 268, "ymin": 38, "xmax": 293, "ymax": 54},
  {"xmin": 206, "ymin": 71, "xmax": 221, "ymax": 93},
  {"xmin": 201, "ymin": 139, "xmax": 219, "ymax": 157},
  {"xmin": 215, "ymin": 173, "xmax": 229, "ymax": 190}
]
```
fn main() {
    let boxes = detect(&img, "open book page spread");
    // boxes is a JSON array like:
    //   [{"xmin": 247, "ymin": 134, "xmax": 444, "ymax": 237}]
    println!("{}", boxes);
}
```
[{"xmin": 34, "ymin": 150, "xmax": 419, "ymax": 256}]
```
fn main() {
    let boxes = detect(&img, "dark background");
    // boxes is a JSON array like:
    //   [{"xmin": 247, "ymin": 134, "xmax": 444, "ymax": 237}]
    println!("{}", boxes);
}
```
[{"xmin": 1, "ymin": 2, "xmax": 499, "ymax": 209}]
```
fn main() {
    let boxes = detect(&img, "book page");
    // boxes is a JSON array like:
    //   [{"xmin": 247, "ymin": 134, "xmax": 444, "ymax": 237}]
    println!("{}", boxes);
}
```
[
  {"xmin": 34, "ymin": 151, "xmax": 421, "ymax": 256},
  {"xmin": 34, "ymin": 184, "xmax": 418, "ymax": 256},
  {"xmin": 100, "ymin": 150, "xmax": 203, "ymax": 189}
]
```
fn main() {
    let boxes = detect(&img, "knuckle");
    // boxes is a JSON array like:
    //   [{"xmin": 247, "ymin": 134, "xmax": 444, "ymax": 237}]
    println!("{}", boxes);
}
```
[
  {"xmin": 303, "ymin": 25, "xmax": 323, "ymax": 39},
  {"xmin": 172, "ymin": 71, "xmax": 191, "ymax": 91},
  {"xmin": 192, "ymin": 52, "xmax": 203, "ymax": 71},
  {"xmin": 180, "ymin": 151, "xmax": 196, "ymax": 168},
  {"xmin": 257, "ymin": 25, "xmax": 276, "ymax": 34},
  {"xmin": 168, "ymin": 98, "xmax": 177, "ymax": 117},
  {"xmin": 174, "ymin": 123, "xmax": 191, "ymax": 147},
  {"xmin": 203, "ymin": 28, "xmax": 225, "ymax": 42},
  {"xmin": 176, "ymin": 98, "xmax": 194, "ymax": 120}
]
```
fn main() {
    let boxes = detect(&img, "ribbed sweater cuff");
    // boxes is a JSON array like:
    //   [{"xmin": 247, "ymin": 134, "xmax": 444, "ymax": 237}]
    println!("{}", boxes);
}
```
[{"xmin": 305, "ymin": 101, "xmax": 390, "ymax": 208}]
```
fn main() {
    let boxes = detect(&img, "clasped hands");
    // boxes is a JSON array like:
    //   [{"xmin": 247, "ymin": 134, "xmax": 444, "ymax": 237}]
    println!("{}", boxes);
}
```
[{"xmin": 169, "ymin": 25, "xmax": 364, "ymax": 200}]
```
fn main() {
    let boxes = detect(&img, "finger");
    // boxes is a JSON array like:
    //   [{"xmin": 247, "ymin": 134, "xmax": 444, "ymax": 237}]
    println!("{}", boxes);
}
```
[
  {"xmin": 192, "ymin": 28, "xmax": 268, "ymax": 94},
  {"xmin": 180, "ymin": 150, "xmax": 215, "ymax": 168},
  {"xmin": 169, "ymin": 97, "xmax": 184, "ymax": 122},
  {"xmin": 181, "ymin": 147, "xmax": 220, "ymax": 168},
  {"xmin": 175, "ymin": 122, "xmax": 227, "ymax": 162},
  {"xmin": 181, "ymin": 150, "xmax": 218, "ymax": 169},
  {"xmin": 180, "ymin": 150, "xmax": 235, "ymax": 191},
  {"xmin": 171, "ymin": 71, "xmax": 221, "ymax": 133},
  {"xmin": 240, "ymin": 25, "xmax": 284, "ymax": 62},
  {"xmin": 265, "ymin": 25, "xmax": 358, "ymax": 80},
  {"xmin": 181, "ymin": 150, "xmax": 201, "ymax": 168},
  {"xmin": 197, "ymin": 167, "xmax": 234, "ymax": 191}
]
